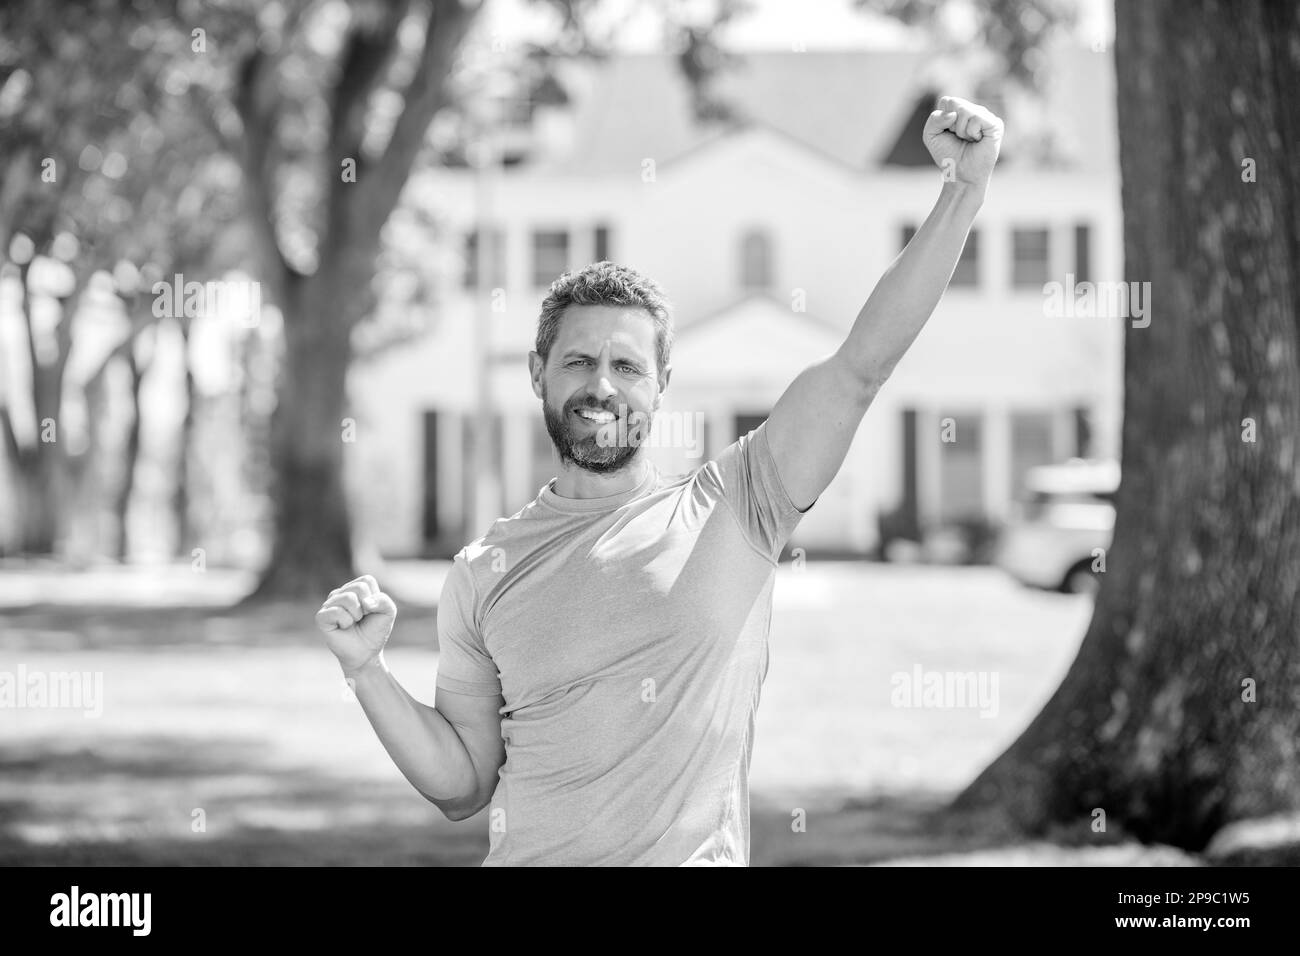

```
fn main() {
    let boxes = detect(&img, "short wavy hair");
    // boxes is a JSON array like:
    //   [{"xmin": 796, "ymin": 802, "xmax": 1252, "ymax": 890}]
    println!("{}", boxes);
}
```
[{"xmin": 535, "ymin": 261, "xmax": 673, "ymax": 375}]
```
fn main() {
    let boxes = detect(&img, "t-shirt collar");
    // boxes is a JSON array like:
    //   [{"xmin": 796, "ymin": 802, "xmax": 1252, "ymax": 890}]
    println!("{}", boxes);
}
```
[{"xmin": 540, "ymin": 462, "xmax": 659, "ymax": 514}]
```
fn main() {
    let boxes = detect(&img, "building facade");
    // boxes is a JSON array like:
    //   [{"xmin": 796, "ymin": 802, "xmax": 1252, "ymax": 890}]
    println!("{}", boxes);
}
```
[{"xmin": 348, "ymin": 47, "xmax": 1124, "ymax": 560}]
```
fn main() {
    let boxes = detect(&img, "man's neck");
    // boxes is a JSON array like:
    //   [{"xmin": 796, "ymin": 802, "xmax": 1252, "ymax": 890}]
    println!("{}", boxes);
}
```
[{"xmin": 551, "ymin": 455, "xmax": 653, "ymax": 500}]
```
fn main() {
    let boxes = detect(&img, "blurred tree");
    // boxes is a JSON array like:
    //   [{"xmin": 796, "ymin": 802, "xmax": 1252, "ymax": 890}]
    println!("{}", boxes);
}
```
[
  {"xmin": 209, "ymin": 0, "xmax": 1074, "ymax": 599},
  {"xmin": 0, "ymin": 1, "xmax": 244, "ymax": 559},
  {"xmin": 174, "ymin": 0, "xmax": 753, "ymax": 599},
  {"xmin": 0, "ymin": 1, "xmax": 172, "ymax": 555},
  {"xmin": 955, "ymin": 0, "xmax": 1300, "ymax": 852},
  {"xmin": 1, "ymin": 0, "xmax": 1079, "ymax": 583},
  {"xmin": 201, "ymin": 0, "xmax": 485, "ymax": 599}
]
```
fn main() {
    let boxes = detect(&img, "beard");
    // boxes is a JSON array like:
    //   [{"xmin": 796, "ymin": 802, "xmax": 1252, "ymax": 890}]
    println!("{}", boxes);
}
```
[{"xmin": 541, "ymin": 384, "xmax": 653, "ymax": 475}]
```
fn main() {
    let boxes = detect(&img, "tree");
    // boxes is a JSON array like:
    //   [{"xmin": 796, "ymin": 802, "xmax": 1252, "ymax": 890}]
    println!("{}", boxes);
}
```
[
  {"xmin": 181, "ymin": 0, "xmax": 479, "ymax": 599},
  {"xmin": 0, "ymin": 0, "xmax": 244, "ymax": 559},
  {"xmin": 188, "ymin": 0, "xmax": 756, "ymax": 599},
  {"xmin": 954, "ymin": 0, "xmax": 1300, "ymax": 851},
  {"xmin": 0, "ymin": 1, "xmax": 176, "ymax": 555},
  {"xmin": 0, "ymin": 0, "xmax": 1064, "ymax": 583},
  {"xmin": 223, "ymin": 0, "xmax": 1073, "ymax": 599},
  {"xmin": 0, "ymin": 0, "xmax": 745, "ymax": 583}
]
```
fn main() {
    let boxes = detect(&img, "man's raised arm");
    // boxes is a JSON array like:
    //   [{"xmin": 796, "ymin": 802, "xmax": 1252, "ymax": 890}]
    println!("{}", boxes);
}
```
[{"xmin": 764, "ymin": 95, "xmax": 1004, "ymax": 511}]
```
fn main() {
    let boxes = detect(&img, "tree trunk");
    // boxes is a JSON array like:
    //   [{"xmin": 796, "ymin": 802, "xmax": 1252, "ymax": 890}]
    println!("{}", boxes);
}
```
[
  {"xmin": 14, "ymin": 260, "xmax": 69, "ymax": 556},
  {"xmin": 172, "ymin": 317, "xmax": 195, "ymax": 558},
  {"xmin": 952, "ymin": 0, "xmax": 1300, "ymax": 851},
  {"xmin": 17, "ymin": 449, "xmax": 59, "ymax": 554},
  {"xmin": 235, "ymin": 0, "xmax": 481, "ymax": 601},
  {"xmin": 244, "ymin": 278, "xmax": 358, "ymax": 600},
  {"xmin": 112, "ymin": 348, "xmax": 147, "ymax": 562}
]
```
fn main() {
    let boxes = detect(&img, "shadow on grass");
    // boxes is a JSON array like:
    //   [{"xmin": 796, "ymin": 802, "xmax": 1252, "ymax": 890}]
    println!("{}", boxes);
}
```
[
  {"xmin": 0, "ymin": 819, "xmax": 489, "ymax": 866},
  {"xmin": 2, "ymin": 730, "xmax": 998, "ymax": 866},
  {"xmin": 0, "ymin": 732, "xmax": 486, "ymax": 866},
  {"xmin": 1, "ymin": 734, "xmax": 1012, "ymax": 866},
  {"xmin": 0, "ymin": 601, "xmax": 441, "ymax": 654},
  {"xmin": 2, "ymin": 733, "xmax": 1228, "ymax": 866},
  {"xmin": 752, "ymin": 788, "xmax": 970, "ymax": 866}
]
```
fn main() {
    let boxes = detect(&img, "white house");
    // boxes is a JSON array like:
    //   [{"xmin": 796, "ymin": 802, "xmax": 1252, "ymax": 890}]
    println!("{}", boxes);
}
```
[{"xmin": 348, "ymin": 45, "xmax": 1124, "ymax": 560}]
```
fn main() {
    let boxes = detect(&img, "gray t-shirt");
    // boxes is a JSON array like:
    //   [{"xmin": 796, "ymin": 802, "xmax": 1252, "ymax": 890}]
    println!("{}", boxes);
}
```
[{"xmin": 434, "ymin": 420, "xmax": 812, "ymax": 865}]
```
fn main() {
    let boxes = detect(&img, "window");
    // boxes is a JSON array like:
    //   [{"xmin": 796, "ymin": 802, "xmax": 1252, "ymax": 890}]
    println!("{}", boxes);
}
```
[
  {"xmin": 938, "ymin": 411, "xmax": 984, "ymax": 522},
  {"xmin": 422, "ymin": 411, "xmax": 440, "ymax": 545},
  {"xmin": 532, "ymin": 230, "xmax": 569, "ymax": 287},
  {"xmin": 1011, "ymin": 227, "xmax": 1050, "ymax": 288},
  {"xmin": 901, "ymin": 224, "xmax": 979, "ymax": 287},
  {"xmin": 952, "ymin": 230, "xmax": 979, "ymax": 287},
  {"xmin": 740, "ymin": 229, "xmax": 772, "ymax": 290},
  {"xmin": 1010, "ymin": 411, "xmax": 1055, "ymax": 498},
  {"xmin": 463, "ymin": 227, "xmax": 505, "ymax": 290},
  {"xmin": 1074, "ymin": 223, "xmax": 1091, "ymax": 283},
  {"xmin": 1073, "ymin": 406, "xmax": 1093, "ymax": 458},
  {"xmin": 594, "ymin": 224, "xmax": 611, "ymax": 263},
  {"xmin": 897, "ymin": 408, "xmax": 921, "ymax": 541}
]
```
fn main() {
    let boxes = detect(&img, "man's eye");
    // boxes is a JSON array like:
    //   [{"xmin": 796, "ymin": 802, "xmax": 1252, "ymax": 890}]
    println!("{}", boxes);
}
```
[{"xmin": 618, "ymin": 365, "xmax": 637, "ymax": 373}]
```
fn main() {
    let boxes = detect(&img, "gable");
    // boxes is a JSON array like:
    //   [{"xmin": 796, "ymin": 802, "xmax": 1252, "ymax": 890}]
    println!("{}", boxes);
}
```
[
  {"xmin": 656, "ymin": 122, "xmax": 863, "ymax": 192},
  {"xmin": 670, "ymin": 295, "xmax": 844, "ymax": 387}
]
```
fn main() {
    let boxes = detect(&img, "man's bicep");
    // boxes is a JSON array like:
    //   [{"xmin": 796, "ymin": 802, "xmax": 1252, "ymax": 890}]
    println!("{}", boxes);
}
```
[
  {"xmin": 433, "ymin": 686, "xmax": 505, "ymax": 812},
  {"xmin": 765, "ymin": 351, "xmax": 875, "ymax": 512}
]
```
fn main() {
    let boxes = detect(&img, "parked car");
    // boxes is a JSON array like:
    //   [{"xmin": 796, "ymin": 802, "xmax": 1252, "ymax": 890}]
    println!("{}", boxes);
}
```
[{"xmin": 995, "ymin": 458, "xmax": 1119, "ymax": 594}]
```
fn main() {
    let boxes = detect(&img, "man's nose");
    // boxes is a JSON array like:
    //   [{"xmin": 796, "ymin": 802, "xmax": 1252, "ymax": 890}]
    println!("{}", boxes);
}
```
[{"xmin": 585, "ymin": 369, "xmax": 618, "ymax": 402}]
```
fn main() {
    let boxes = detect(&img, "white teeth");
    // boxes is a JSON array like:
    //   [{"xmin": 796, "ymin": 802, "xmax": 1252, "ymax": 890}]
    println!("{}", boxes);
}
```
[{"xmin": 576, "ymin": 409, "xmax": 616, "ymax": 422}]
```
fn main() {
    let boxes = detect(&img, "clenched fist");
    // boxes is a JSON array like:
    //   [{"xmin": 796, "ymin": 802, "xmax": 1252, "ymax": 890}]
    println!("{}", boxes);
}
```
[
  {"xmin": 923, "ymin": 95, "xmax": 1004, "ymax": 190},
  {"xmin": 315, "ymin": 574, "xmax": 397, "ymax": 675}
]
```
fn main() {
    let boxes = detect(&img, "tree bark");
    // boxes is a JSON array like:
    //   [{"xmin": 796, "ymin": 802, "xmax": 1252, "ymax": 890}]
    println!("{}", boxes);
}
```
[
  {"xmin": 952, "ymin": 0, "xmax": 1300, "ymax": 851},
  {"xmin": 172, "ymin": 316, "xmax": 195, "ymax": 558},
  {"xmin": 245, "ymin": 278, "xmax": 358, "ymax": 600},
  {"xmin": 112, "ymin": 348, "xmax": 148, "ymax": 562},
  {"xmin": 240, "ymin": 0, "xmax": 480, "ymax": 600},
  {"xmin": 13, "ymin": 259, "xmax": 71, "ymax": 556}
]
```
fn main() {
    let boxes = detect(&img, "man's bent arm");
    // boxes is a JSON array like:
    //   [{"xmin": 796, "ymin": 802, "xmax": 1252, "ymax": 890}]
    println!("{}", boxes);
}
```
[
  {"xmin": 764, "ymin": 97, "xmax": 1003, "ymax": 511},
  {"xmin": 347, "ymin": 655, "xmax": 501, "ymax": 821}
]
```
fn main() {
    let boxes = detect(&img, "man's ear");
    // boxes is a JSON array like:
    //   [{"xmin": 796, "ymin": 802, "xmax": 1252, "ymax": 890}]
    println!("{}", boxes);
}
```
[
  {"xmin": 654, "ymin": 364, "xmax": 672, "ymax": 410},
  {"xmin": 528, "ymin": 351, "xmax": 544, "ymax": 400}
]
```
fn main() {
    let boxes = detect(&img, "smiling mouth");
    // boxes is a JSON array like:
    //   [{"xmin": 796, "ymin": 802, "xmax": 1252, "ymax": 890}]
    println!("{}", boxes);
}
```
[{"xmin": 572, "ymin": 407, "xmax": 617, "ymax": 425}]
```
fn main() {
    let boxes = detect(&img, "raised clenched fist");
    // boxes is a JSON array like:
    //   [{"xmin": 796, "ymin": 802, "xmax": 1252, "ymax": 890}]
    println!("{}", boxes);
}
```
[
  {"xmin": 923, "ymin": 95, "xmax": 1004, "ymax": 190},
  {"xmin": 315, "ymin": 574, "xmax": 398, "ymax": 675}
]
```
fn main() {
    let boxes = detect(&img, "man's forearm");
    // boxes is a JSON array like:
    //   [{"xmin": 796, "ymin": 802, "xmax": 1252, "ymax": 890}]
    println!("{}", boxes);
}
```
[
  {"xmin": 344, "ymin": 655, "xmax": 480, "ymax": 814},
  {"xmin": 840, "ymin": 180, "xmax": 986, "ymax": 388}
]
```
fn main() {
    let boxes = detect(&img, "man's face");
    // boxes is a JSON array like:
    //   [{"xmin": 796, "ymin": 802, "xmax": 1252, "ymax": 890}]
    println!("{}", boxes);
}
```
[{"xmin": 529, "ymin": 305, "xmax": 670, "ymax": 474}]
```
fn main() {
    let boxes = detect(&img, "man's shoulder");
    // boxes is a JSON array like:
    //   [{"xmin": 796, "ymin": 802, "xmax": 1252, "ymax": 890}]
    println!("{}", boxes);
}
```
[{"xmin": 456, "ymin": 493, "xmax": 555, "ymax": 568}]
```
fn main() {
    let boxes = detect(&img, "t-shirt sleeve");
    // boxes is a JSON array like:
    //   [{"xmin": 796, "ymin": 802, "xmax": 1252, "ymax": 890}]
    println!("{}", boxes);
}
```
[
  {"xmin": 434, "ymin": 552, "xmax": 502, "ymax": 697},
  {"xmin": 707, "ymin": 419, "xmax": 816, "ymax": 564}
]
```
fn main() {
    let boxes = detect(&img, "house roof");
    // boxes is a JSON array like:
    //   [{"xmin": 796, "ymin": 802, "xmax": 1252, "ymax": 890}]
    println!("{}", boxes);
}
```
[
  {"xmin": 532, "ymin": 46, "xmax": 1115, "ymax": 177},
  {"xmin": 539, "ymin": 50, "xmax": 929, "ymax": 174}
]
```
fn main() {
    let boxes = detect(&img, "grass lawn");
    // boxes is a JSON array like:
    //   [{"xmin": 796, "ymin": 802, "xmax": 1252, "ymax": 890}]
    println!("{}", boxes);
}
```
[{"xmin": 0, "ymin": 560, "xmax": 1200, "ymax": 865}]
